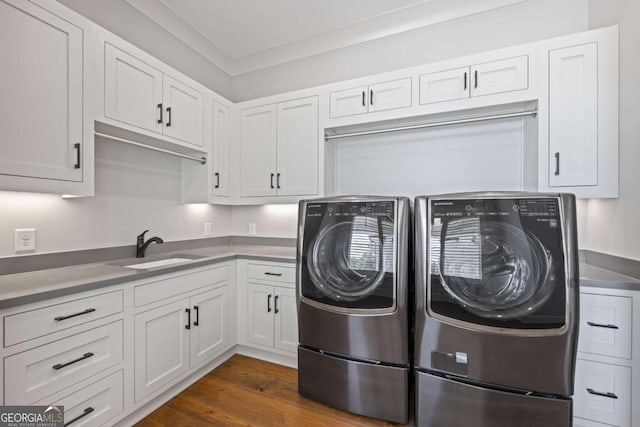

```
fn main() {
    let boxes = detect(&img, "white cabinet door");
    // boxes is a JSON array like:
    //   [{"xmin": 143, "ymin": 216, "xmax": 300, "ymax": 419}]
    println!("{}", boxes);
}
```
[
  {"xmin": 368, "ymin": 78, "xmax": 412, "ymax": 113},
  {"xmin": 470, "ymin": 56, "xmax": 528, "ymax": 97},
  {"xmin": 419, "ymin": 67, "xmax": 470, "ymax": 104},
  {"xmin": 0, "ymin": 0, "xmax": 84, "ymax": 182},
  {"xmin": 190, "ymin": 286, "xmax": 228, "ymax": 368},
  {"xmin": 329, "ymin": 86, "xmax": 368, "ymax": 118},
  {"xmin": 578, "ymin": 293, "xmax": 632, "ymax": 359},
  {"xmin": 240, "ymin": 105, "xmax": 277, "ymax": 197},
  {"xmin": 211, "ymin": 102, "xmax": 230, "ymax": 197},
  {"xmin": 162, "ymin": 75, "xmax": 204, "ymax": 147},
  {"xmin": 104, "ymin": 43, "xmax": 163, "ymax": 135},
  {"xmin": 574, "ymin": 359, "xmax": 631, "ymax": 427},
  {"xmin": 548, "ymin": 43, "xmax": 598, "ymax": 187},
  {"xmin": 134, "ymin": 299, "xmax": 190, "ymax": 402},
  {"xmin": 247, "ymin": 283, "xmax": 274, "ymax": 347},
  {"xmin": 274, "ymin": 287, "xmax": 298, "ymax": 354},
  {"xmin": 276, "ymin": 96, "xmax": 319, "ymax": 197}
]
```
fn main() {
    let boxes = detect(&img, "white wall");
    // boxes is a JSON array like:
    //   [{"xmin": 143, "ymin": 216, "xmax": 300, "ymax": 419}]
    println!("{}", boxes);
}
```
[
  {"xmin": 580, "ymin": 0, "xmax": 640, "ymax": 261},
  {"xmin": 0, "ymin": 140, "xmax": 231, "ymax": 258},
  {"xmin": 58, "ymin": 0, "xmax": 233, "ymax": 100},
  {"xmin": 232, "ymin": 0, "xmax": 589, "ymax": 101},
  {"xmin": 230, "ymin": 205, "xmax": 299, "ymax": 239}
]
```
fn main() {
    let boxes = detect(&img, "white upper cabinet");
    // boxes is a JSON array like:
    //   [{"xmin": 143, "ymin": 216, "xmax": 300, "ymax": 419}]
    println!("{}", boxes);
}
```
[
  {"xmin": 97, "ymin": 29, "xmax": 205, "ymax": 150},
  {"xmin": 470, "ymin": 56, "xmax": 528, "ymax": 97},
  {"xmin": 162, "ymin": 75, "xmax": 204, "ymax": 147},
  {"xmin": 239, "ymin": 96, "xmax": 319, "ymax": 200},
  {"xmin": 0, "ymin": 0, "xmax": 94, "ymax": 195},
  {"xmin": 276, "ymin": 97, "xmax": 319, "ymax": 197},
  {"xmin": 330, "ymin": 78, "xmax": 411, "ymax": 118},
  {"xmin": 548, "ymin": 43, "xmax": 598, "ymax": 187},
  {"xmin": 419, "ymin": 67, "xmax": 470, "ymax": 104},
  {"xmin": 104, "ymin": 43, "xmax": 163, "ymax": 134},
  {"xmin": 239, "ymin": 105, "xmax": 278, "ymax": 197},
  {"xmin": 211, "ymin": 102, "xmax": 231, "ymax": 198},
  {"xmin": 539, "ymin": 26, "xmax": 619, "ymax": 198},
  {"xmin": 420, "ymin": 56, "xmax": 528, "ymax": 104}
]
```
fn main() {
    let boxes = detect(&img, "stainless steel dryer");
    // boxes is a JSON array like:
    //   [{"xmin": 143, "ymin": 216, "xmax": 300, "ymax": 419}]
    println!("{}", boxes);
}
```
[
  {"xmin": 414, "ymin": 192, "xmax": 579, "ymax": 427},
  {"xmin": 297, "ymin": 196, "xmax": 411, "ymax": 424}
]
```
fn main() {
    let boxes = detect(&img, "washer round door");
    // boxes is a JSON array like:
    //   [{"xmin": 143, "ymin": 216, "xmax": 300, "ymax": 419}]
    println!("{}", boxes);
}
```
[
  {"xmin": 428, "ymin": 197, "xmax": 567, "ymax": 330},
  {"xmin": 438, "ymin": 220, "xmax": 554, "ymax": 319},
  {"xmin": 301, "ymin": 209, "xmax": 397, "ymax": 312}
]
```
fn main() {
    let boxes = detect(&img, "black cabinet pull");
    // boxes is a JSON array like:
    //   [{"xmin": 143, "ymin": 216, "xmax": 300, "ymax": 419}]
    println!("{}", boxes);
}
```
[
  {"xmin": 193, "ymin": 305, "xmax": 199, "ymax": 326},
  {"xmin": 464, "ymin": 72, "xmax": 467, "ymax": 90},
  {"xmin": 185, "ymin": 308, "xmax": 191, "ymax": 330},
  {"xmin": 362, "ymin": 91, "xmax": 365, "ymax": 107},
  {"xmin": 64, "ymin": 407, "xmax": 94, "ymax": 426},
  {"xmin": 587, "ymin": 321, "xmax": 619, "ymax": 329},
  {"xmin": 587, "ymin": 388, "xmax": 618, "ymax": 399},
  {"xmin": 74, "ymin": 143, "xmax": 81, "ymax": 169},
  {"xmin": 554, "ymin": 152, "xmax": 560, "ymax": 176},
  {"xmin": 370, "ymin": 89, "xmax": 374, "ymax": 106},
  {"xmin": 166, "ymin": 107, "xmax": 172, "ymax": 127},
  {"xmin": 267, "ymin": 294, "xmax": 272, "ymax": 313},
  {"xmin": 157, "ymin": 103, "xmax": 163, "ymax": 124},
  {"xmin": 52, "ymin": 352, "xmax": 94, "ymax": 370},
  {"xmin": 55, "ymin": 308, "xmax": 96, "ymax": 322},
  {"xmin": 276, "ymin": 173, "xmax": 281, "ymax": 189},
  {"xmin": 270, "ymin": 173, "xmax": 275, "ymax": 189},
  {"xmin": 274, "ymin": 295, "xmax": 279, "ymax": 314},
  {"xmin": 474, "ymin": 70, "xmax": 478, "ymax": 89},
  {"xmin": 214, "ymin": 172, "xmax": 220, "ymax": 188},
  {"xmin": 264, "ymin": 272, "xmax": 282, "ymax": 277}
]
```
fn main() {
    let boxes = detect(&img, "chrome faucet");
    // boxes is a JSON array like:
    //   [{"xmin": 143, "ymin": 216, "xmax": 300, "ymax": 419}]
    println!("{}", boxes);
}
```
[{"xmin": 136, "ymin": 230, "xmax": 164, "ymax": 258}]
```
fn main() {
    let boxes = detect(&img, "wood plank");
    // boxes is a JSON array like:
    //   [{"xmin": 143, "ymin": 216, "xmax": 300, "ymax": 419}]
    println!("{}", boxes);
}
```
[{"xmin": 136, "ymin": 354, "xmax": 403, "ymax": 427}]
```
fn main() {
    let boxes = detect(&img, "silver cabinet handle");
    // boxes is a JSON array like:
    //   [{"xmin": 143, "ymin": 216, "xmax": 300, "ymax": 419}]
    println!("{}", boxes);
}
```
[{"xmin": 554, "ymin": 152, "xmax": 560, "ymax": 176}]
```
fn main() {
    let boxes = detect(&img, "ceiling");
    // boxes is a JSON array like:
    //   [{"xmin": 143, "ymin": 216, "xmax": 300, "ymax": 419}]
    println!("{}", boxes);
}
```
[{"xmin": 126, "ymin": 0, "xmax": 525, "ymax": 76}]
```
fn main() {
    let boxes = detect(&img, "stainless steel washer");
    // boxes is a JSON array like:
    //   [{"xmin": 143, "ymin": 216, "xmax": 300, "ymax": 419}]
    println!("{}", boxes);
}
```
[
  {"xmin": 414, "ymin": 192, "xmax": 580, "ymax": 427},
  {"xmin": 297, "ymin": 196, "xmax": 411, "ymax": 424}
]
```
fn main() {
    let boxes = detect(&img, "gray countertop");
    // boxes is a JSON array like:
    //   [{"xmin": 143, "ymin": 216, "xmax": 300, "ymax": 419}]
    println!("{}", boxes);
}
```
[
  {"xmin": 0, "ymin": 244, "xmax": 295, "ymax": 309},
  {"xmin": 579, "ymin": 263, "xmax": 640, "ymax": 291}
]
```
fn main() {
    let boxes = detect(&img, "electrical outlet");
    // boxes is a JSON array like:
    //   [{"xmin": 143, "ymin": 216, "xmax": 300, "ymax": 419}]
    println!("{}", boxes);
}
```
[
  {"xmin": 204, "ymin": 222, "xmax": 212, "ymax": 236},
  {"xmin": 15, "ymin": 228, "xmax": 36, "ymax": 253},
  {"xmin": 248, "ymin": 223, "xmax": 256, "ymax": 235}
]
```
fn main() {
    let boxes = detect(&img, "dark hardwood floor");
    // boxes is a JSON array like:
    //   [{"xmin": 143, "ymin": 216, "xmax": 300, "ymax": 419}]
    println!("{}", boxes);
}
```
[{"xmin": 136, "ymin": 354, "xmax": 403, "ymax": 426}]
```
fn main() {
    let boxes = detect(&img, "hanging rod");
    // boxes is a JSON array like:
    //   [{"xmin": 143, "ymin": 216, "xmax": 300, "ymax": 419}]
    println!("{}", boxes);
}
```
[
  {"xmin": 325, "ymin": 109, "xmax": 538, "ymax": 141},
  {"xmin": 95, "ymin": 132, "xmax": 207, "ymax": 165}
]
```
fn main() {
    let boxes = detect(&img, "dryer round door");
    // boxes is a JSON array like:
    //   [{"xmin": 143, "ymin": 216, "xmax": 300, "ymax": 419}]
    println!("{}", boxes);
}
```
[
  {"xmin": 303, "ymin": 215, "xmax": 396, "ymax": 311},
  {"xmin": 437, "ymin": 220, "xmax": 554, "ymax": 319}
]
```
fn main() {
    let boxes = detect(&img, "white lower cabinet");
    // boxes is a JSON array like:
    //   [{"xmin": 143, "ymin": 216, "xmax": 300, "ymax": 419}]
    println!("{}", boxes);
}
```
[
  {"xmin": 240, "ymin": 260, "xmax": 298, "ymax": 357},
  {"xmin": 574, "ymin": 286, "xmax": 638, "ymax": 427},
  {"xmin": 37, "ymin": 370, "xmax": 124, "ymax": 427},
  {"xmin": 247, "ymin": 284, "xmax": 297, "ymax": 353},
  {"xmin": 5, "ymin": 320, "xmax": 123, "ymax": 405},
  {"xmin": 574, "ymin": 359, "xmax": 631, "ymax": 427},
  {"xmin": 134, "ymin": 284, "xmax": 230, "ymax": 402}
]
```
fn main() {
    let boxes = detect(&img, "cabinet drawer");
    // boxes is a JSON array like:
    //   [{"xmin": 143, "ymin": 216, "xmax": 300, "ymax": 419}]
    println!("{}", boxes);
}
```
[
  {"xmin": 4, "ymin": 290, "xmax": 123, "ymax": 347},
  {"xmin": 36, "ymin": 370, "xmax": 123, "ymax": 427},
  {"xmin": 134, "ymin": 265, "xmax": 228, "ymax": 307},
  {"xmin": 247, "ymin": 263, "xmax": 295, "ymax": 284},
  {"xmin": 4, "ymin": 321, "xmax": 123, "ymax": 405},
  {"xmin": 574, "ymin": 359, "xmax": 631, "ymax": 427},
  {"xmin": 578, "ymin": 293, "xmax": 632, "ymax": 359}
]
